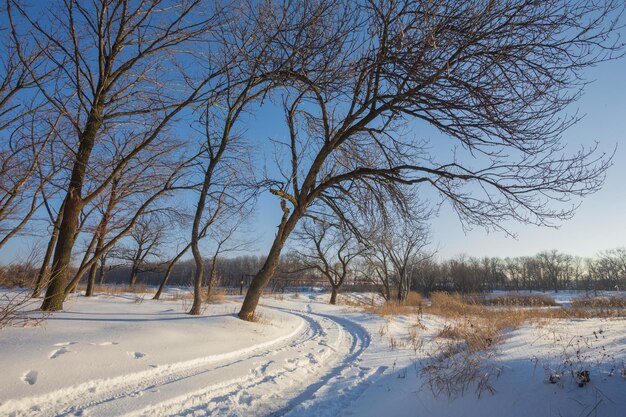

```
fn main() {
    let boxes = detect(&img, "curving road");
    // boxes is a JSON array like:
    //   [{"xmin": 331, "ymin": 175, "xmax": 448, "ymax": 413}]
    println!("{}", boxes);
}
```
[{"xmin": 3, "ymin": 299, "xmax": 382, "ymax": 417}]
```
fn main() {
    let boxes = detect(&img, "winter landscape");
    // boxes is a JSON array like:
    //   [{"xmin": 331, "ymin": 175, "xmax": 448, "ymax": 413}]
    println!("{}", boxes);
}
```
[
  {"xmin": 2, "ymin": 289, "xmax": 626, "ymax": 417},
  {"xmin": 2, "ymin": 0, "xmax": 626, "ymax": 416}
]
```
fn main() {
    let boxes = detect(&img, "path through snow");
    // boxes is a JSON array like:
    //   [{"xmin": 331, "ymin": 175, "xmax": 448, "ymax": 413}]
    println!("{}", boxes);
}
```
[{"xmin": 1, "ymin": 291, "xmax": 626, "ymax": 417}]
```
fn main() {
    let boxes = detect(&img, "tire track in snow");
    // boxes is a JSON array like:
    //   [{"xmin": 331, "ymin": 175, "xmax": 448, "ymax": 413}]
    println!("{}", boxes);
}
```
[
  {"xmin": 2, "ymin": 303, "xmax": 381, "ymax": 417},
  {"xmin": 0, "ymin": 314, "xmax": 308, "ymax": 417},
  {"xmin": 125, "ymin": 305, "xmax": 376, "ymax": 417}
]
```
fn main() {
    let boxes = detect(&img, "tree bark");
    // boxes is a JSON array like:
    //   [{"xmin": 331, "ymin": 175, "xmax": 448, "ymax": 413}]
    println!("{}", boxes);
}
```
[
  {"xmin": 189, "ymin": 242, "xmax": 205, "ymax": 315},
  {"xmin": 98, "ymin": 256, "xmax": 107, "ymax": 287},
  {"xmin": 205, "ymin": 253, "xmax": 221, "ymax": 301},
  {"xmin": 129, "ymin": 260, "xmax": 139, "ymax": 288},
  {"xmin": 188, "ymin": 168, "xmax": 212, "ymax": 315},
  {"xmin": 154, "ymin": 246, "xmax": 189, "ymax": 300},
  {"xmin": 330, "ymin": 286, "xmax": 338, "ymax": 305},
  {"xmin": 40, "ymin": 191, "xmax": 85, "ymax": 311},
  {"xmin": 85, "ymin": 233, "xmax": 105, "ymax": 296},
  {"xmin": 40, "ymin": 106, "xmax": 102, "ymax": 311},
  {"xmin": 32, "ymin": 208, "xmax": 62, "ymax": 298},
  {"xmin": 239, "ymin": 210, "xmax": 298, "ymax": 321}
]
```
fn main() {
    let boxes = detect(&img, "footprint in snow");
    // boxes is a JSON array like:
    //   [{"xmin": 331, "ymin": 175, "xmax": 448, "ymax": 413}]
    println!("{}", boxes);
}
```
[
  {"xmin": 49, "ymin": 346, "xmax": 72, "ymax": 359},
  {"xmin": 22, "ymin": 370, "xmax": 38, "ymax": 385},
  {"xmin": 88, "ymin": 341, "xmax": 119, "ymax": 346},
  {"xmin": 128, "ymin": 351, "xmax": 146, "ymax": 359}
]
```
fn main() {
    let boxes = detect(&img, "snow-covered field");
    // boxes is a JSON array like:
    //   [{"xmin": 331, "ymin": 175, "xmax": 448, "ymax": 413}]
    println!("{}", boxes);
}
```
[{"xmin": 1, "ymin": 291, "xmax": 625, "ymax": 417}]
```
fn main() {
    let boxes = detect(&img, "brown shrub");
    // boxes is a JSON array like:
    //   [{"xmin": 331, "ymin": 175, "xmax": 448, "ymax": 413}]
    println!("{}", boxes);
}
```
[
  {"xmin": 405, "ymin": 291, "xmax": 423, "ymax": 307},
  {"xmin": 469, "ymin": 292, "xmax": 557, "ymax": 307},
  {"xmin": 0, "ymin": 264, "xmax": 37, "ymax": 288},
  {"xmin": 571, "ymin": 296, "xmax": 626, "ymax": 309}
]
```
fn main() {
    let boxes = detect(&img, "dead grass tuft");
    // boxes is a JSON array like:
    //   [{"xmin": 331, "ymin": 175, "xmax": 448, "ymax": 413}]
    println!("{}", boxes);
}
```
[
  {"xmin": 357, "ymin": 292, "xmax": 424, "ymax": 316},
  {"xmin": 95, "ymin": 283, "xmax": 155, "ymax": 296},
  {"xmin": 405, "ymin": 291, "xmax": 423, "ymax": 307}
]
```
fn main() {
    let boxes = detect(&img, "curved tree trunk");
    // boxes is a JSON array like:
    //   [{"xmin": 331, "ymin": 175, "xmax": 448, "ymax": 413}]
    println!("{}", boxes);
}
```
[
  {"xmin": 41, "ymin": 191, "xmax": 85, "ymax": 311},
  {"xmin": 239, "ymin": 210, "xmax": 298, "ymax": 321},
  {"xmin": 154, "ymin": 243, "xmax": 191, "ymax": 300},
  {"xmin": 189, "ymin": 242, "xmax": 205, "ymax": 315},
  {"xmin": 188, "ymin": 169, "xmax": 211, "ymax": 315},
  {"xmin": 85, "ymin": 233, "xmax": 105, "ymax": 297},
  {"xmin": 206, "ymin": 255, "xmax": 219, "ymax": 301}
]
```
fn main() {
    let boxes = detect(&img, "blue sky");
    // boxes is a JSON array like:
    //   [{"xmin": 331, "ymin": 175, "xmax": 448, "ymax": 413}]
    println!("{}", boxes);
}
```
[{"xmin": 244, "ymin": 56, "xmax": 626, "ymax": 260}]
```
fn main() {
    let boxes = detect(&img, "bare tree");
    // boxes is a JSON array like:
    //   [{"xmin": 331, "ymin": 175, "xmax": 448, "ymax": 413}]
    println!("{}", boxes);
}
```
[
  {"xmin": 63, "ymin": 152, "xmax": 196, "ymax": 296},
  {"xmin": 538, "ymin": 250, "xmax": 568, "ymax": 292},
  {"xmin": 293, "ymin": 220, "xmax": 363, "ymax": 304},
  {"xmin": 360, "ymin": 208, "xmax": 431, "ymax": 301},
  {"xmin": 8, "ymin": 0, "xmax": 229, "ymax": 310},
  {"xmin": 238, "ymin": 0, "xmax": 623, "ymax": 320},
  {"xmin": 0, "ymin": 6, "xmax": 52, "ymax": 247},
  {"xmin": 115, "ymin": 214, "xmax": 166, "ymax": 289}
]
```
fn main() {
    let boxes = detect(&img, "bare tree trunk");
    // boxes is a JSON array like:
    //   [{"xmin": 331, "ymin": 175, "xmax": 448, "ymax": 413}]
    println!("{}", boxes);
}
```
[
  {"xmin": 85, "ymin": 234, "xmax": 105, "ymax": 297},
  {"xmin": 32, "ymin": 209, "xmax": 62, "ymax": 298},
  {"xmin": 206, "ymin": 255, "xmax": 219, "ymax": 300},
  {"xmin": 40, "ymin": 106, "xmax": 102, "ymax": 311},
  {"xmin": 189, "ymin": 243, "xmax": 205, "ymax": 315},
  {"xmin": 189, "ymin": 170, "xmax": 211, "ymax": 315},
  {"xmin": 154, "ymin": 245, "xmax": 190, "ymax": 300},
  {"xmin": 41, "ymin": 192, "xmax": 85, "ymax": 310},
  {"xmin": 98, "ymin": 256, "xmax": 107, "ymax": 287},
  {"xmin": 239, "ymin": 211, "xmax": 297, "ymax": 321},
  {"xmin": 330, "ymin": 286, "xmax": 338, "ymax": 305},
  {"xmin": 129, "ymin": 261, "xmax": 139, "ymax": 289},
  {"xmin": 154, "ymin": 264, "xmax": 176, "ymax": 300}
]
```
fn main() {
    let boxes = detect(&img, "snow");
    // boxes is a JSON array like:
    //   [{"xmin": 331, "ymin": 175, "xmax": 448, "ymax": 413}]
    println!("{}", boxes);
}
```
[{"xmin": 1, "ymin": 290, "xmax": 625, "ymax": 417}]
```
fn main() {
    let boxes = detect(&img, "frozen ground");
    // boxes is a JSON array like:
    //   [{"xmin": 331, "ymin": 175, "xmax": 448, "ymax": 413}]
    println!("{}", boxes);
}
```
[{"xmin": 1, "ymin": 291, "xmax": 625, "ymax": 417}]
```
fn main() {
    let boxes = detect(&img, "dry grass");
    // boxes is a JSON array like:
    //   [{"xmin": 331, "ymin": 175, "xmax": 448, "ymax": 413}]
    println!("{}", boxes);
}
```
[
  {"xmin": 427, "ymin": 291, "xmax": 626, "ymax": 321},
  {"xmin": 571, "ymin": 296, "xmax": 626, "ymax": 309},
  {"xmin": 422, "ymin": 292, "xmax": 626, "ymax": 398},
  {"xmin": 468, "ymin": 292, "xmax": 557, "ymax": 307},
  {"xmin": 164, "ymin": 288, "xmax": 227, "ymax": 303},
  {"xmin": 424, "ymin": 293, "xmax": 510, "ymax": 397},
  {"xmin": 405, "ymin": 291, "xmax": 423, "ymax": 307},
  {"xmin": 354, "ymin": 291, "xmax": 424, "ymax": 316},
  {"xmin": 92, "ymin": 283, "xmax": 155, "ymax": 296}
]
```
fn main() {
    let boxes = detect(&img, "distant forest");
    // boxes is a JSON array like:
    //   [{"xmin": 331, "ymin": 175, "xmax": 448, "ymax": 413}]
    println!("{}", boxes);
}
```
[{"xmin": 7, "ymin": 248, "xmax": 618, "ymax": 296}]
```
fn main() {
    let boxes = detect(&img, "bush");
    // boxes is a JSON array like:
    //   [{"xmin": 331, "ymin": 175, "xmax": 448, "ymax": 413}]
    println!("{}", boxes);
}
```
[
  {"xmin": 571, "ymin": 296, "xmax": 626, "ymax": 309},
  {"xmin": 0, "ymin": 264, "xmax": 38, "ymax": 288}
]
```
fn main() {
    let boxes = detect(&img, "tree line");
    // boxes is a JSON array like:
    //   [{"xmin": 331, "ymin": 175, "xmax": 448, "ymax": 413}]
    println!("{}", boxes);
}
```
[{"xmin": 0, "ymin": 0, "xmax": 623, "ymax": 319}]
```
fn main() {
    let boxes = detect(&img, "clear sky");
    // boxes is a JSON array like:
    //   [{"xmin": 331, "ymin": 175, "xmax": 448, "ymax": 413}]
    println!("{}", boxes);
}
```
[{"xmin": 246, "ymin": 56, "xmax": 626, "ymax": 261}]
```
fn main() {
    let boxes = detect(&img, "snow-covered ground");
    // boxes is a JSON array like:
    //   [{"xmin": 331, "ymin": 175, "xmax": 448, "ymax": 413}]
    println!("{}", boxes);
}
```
[{"xmin": 1, "ymin": 291, "xmax": 625, "ymax": 417}]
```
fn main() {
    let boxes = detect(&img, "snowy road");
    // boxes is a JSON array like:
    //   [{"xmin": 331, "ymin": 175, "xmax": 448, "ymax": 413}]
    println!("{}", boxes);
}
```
[
  {"xmin": 0, "ymin": 296, "xmax": 385, "ymax": 417},
  {"xmin": 3, "ymin": 292, "xmax": 626, "ymax": 417}
]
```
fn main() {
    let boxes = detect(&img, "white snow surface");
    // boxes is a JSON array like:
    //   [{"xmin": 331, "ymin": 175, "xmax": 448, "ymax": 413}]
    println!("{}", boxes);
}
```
[{"xmin": 1, "ymin": 290, "xmax": 626, "ymax": 417}]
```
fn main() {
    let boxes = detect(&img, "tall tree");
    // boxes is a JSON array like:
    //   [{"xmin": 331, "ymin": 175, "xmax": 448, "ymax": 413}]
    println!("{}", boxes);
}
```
[
  {"xmin": 8, "ymin": 0, "xmax": 227, "ymax": 310},
  {"xmin": 239, "ymin": 0, "xmax": 623, "ymax": 320}
]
